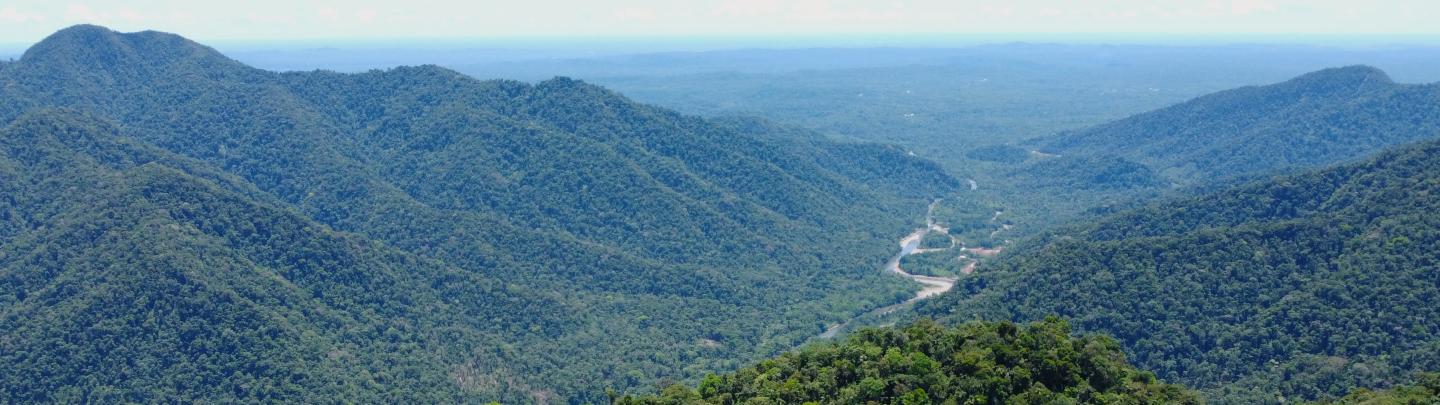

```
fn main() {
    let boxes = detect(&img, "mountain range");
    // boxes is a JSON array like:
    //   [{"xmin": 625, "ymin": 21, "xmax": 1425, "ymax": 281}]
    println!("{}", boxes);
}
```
[
  {"xmin": 4, "ymin": 24, "xmax": 1440, "ymax": 404},
  {"xmin": 0, "ymin": 25, "xmax": 957, "ymax": 403}
]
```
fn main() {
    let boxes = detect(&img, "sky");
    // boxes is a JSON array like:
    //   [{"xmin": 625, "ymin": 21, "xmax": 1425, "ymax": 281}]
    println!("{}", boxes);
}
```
[{"xmin": 1, "ymin": 0, "xmax": 1439, "ymax": 45}]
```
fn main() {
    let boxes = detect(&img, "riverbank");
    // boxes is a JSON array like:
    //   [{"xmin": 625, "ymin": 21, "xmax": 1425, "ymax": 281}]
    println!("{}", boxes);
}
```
[{"xmin": 818, "ymin": 199, "xmax": 959, "ymax": 338}]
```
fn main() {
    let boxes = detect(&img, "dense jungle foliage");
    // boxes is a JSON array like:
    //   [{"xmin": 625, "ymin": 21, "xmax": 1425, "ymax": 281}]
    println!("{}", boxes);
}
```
[
  {"xmin": 7, "ymin": 24, "xmax": 1440, "ymax": 405},
  {"xmin": 1035, "ymin": 66, "xmax": 1440, "ymax": 186},
  {"xmin": 921, "ymin": 135, "xmax": 1440, "ymax": 403},
  {"xmin": 614, "ymin": 318, "xmax": 1200, "ymax": 405},
  {"xmin": 0, "ymin": 25, "xmax": 958, "ymax": 403},
  {"xmin": 898, "ymin": 252, "xmax": 969, "ymax": 278}
]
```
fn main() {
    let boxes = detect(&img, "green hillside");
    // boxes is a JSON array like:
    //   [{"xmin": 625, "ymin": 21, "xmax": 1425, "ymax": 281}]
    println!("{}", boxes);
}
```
[
  {"xmin": 1035, "ymin": 66, "xmax": 1440, "ymax": 185},
  {"xmin": 952, "ymin": 66, "xmax": 1440, "ymax": 238},
  {"xmin": 0, "ymin": 25, "xmax": 959, "ymax": 402},
  {"xmin": 10, "ymin": 23, "xmax": 1439, "ymax": 405},
  {"xmin": 0, "ymin": 110, "xmax": 522, "ymax": 402},
  {"xmin": 921, "ymin": 136, "xmax": 1440, "ymax": 402}
]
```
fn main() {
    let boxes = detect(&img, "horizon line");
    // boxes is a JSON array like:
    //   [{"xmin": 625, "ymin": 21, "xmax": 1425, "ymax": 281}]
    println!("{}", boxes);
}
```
[{"xmin": 4, "ymin": 28, "xmax": 1440, "ymax": 53}]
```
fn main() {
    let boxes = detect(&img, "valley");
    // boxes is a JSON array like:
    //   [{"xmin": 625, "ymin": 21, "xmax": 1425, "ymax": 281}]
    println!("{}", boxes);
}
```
[
  {"xmin": 2, "ymin": 20, "xmax": 1439, "ymax": 405},
  {"xmin": 639, "ymin": 60, "xmax": 1440, "ymax": 403}
]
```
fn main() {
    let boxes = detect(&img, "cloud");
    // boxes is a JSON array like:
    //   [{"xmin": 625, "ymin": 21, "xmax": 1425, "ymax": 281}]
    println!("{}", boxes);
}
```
[
  {"xmin": 64, "ymin": 4, "xmax": 103, "ymax": 22},
  {"xmin": 612, "ymin": 7, "xmax": 658, "ymax": 22},
  {"xmin": 118, "ymin": 9, "xmax": 147, "ymax": 23},
  {"xmin": 0, "ymin": 6, "xmax": 45, "ymax": 23},
  {"xmin": 1229, "ymin": 0, "xmax": 1279, "ymax": 15},
  {"xmin": 246, "ymin": 11, "xmax": 297, "ymax": 25},
  {"xmin": 716, "ymin": 0, "xmax": 783, "ymax": 17},
  {"xmin": 2, "ymin": 0, "xmax": 1439, "ymax": 41},
  {"xmin": 354, "ymin": 9, "xmax": 379, "ymax": 23},
  {"xmin": 317, "ymin": 7, "xmax": 342, "ymax": 23}
]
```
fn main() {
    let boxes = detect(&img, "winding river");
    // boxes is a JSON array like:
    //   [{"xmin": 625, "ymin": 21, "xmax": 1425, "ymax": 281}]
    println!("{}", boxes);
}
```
[{"xmin": 818, "ymin": 200, "xmax": 959, "ymax": 338}]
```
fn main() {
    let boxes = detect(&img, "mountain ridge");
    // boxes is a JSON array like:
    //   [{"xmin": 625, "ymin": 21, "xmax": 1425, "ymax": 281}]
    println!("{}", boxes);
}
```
[
  {"xmin": 0, "ymin": 25, "xmax": 960, "ymax": 402},
  {"xmin": 22, "ymin": 24, "xmax": 240, "ymax": 68},
  {"xmin": 1033, "ymin": 64, "xmax": 1440, "ymax": 185},
  {"xmin": 924, "ymin": 133, "xmax": 1440, "ymax": 402}
]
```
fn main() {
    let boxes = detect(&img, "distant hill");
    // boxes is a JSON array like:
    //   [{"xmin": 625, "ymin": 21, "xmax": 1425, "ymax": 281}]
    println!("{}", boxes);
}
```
[
  {"xmin": 1034, "ymin": 66, "xmax": 1440, "ymax": 185},
  {"xmin": 978, "ymin": 65, "xmax": 1440, "ymax": 236},
  {"xmin": 921, "ymin": 136, "xmax": 1440, "ymax": 402},
  {"xmin": 1009, "ymin": 155, "xmax": 1169, "ymax": 191},
  {"xmin": 965, "ymin": 144, "xmax": 1032, "ymax": 164},
  {"xmin": 0, "ymin": 25, "xmax": 958, "ymax": 403}
]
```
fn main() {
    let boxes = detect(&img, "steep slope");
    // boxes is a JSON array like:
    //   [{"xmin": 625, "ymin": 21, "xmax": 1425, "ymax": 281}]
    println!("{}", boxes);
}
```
[
  {"xmin": 1034, "ymin": 66, "xmax": 1440, "ymax": 185},
  {"xmin": 0, "ymin": 26, "xmax": 958, "ymax": 402},
  {"xmin": 920, "ymin": 138, "xmax": 1440, "ymax": 402},
  {"xmin": 615, "ymin": 318, "xmax": 1200, "ymax": 404},
  {"xmin": 0, "ymin": 110, "xmax": 570, "ymax": 402}
]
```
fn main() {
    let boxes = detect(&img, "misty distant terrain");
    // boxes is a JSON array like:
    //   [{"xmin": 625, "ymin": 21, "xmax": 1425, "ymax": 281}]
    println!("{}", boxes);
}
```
[{"xmin": 226, "ymin": 42, "xmax": 1440, "ymax": 164}]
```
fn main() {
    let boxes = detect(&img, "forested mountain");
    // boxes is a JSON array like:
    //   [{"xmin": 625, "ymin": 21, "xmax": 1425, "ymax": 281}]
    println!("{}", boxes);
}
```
[
  {"xmin": 615, "ymin": 318, "xmax": 1200, "ymax": 404},
  {"xmin": 0, "ymin": 109, "xmax": 526, "ymax": 402},
  {"xmin": 0, "ymin": 25, "xmax": 958, "ymax": 403},
  {"xmin": 12, "ymin": 23, "xmax": 1438, "ymax": 405},
  {"xmin": 1034, "ymin": 65, "xmax": 1440, "ymax": 185},
  {"xmin": 920, "ymin": 135, "xmax": 1440, "ymax": 402},
  {"xmin": 961, "ymin": 65, "xmax": 1440, "ymax": 237}
]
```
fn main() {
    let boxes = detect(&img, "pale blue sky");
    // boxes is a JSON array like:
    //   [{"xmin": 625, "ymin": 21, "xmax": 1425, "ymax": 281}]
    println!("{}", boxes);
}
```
[{"xmin": 1, "ymin": 0, "xmax": 1438, "ymax": 44}]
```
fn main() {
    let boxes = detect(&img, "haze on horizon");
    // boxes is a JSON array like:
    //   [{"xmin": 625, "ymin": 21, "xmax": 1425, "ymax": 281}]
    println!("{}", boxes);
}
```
[{"xmin": 1, "ymin": 0, "xmax": 1439, "ymax": 47}]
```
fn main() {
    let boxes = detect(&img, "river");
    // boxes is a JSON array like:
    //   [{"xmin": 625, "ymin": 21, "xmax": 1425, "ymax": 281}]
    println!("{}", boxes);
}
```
[{"xmin": 818, "ymin": 199, "xmax": 959, "ymax": 338}]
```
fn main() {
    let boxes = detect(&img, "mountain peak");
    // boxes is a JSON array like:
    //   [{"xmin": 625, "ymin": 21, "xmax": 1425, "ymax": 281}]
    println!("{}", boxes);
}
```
[
  {"xmin": 20, "ymin": 24, "xmax": 240, "ymax": 72},
  {"xmin": 1282, "ymin": 65, "xmax": 1394, "ymax": 94},
  {"xmin": 39, "ymin": 23, "xmax": 113, "ymax": 38}
]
